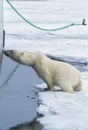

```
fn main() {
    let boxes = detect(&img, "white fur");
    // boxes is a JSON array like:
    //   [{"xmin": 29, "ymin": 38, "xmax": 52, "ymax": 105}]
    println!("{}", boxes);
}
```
[{"xmin": 5, "ymin": 50, "xmax": 82, "ymax": 93}]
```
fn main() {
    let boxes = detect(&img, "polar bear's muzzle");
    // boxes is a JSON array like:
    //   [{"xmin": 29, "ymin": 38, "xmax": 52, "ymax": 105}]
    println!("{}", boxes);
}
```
[{"xmin": 4, "ymin": 50, "xmax": 13, "ymax": 57}]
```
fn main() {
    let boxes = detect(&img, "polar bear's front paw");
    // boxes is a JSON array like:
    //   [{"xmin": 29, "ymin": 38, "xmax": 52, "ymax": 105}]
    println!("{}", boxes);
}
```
[{"xmin": 35, "ymin": 83, "xmax": 48, "ymax": 91}]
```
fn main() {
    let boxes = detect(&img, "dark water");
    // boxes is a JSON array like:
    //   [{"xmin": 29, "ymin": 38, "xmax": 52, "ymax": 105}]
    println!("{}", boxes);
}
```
[
  {"xmin": 9, "ymin": 119, "xmax": 43, "ymax": 130},
  {"xmin": 0, "ymin": 55, "xmax": 43, "ymax": 130}
]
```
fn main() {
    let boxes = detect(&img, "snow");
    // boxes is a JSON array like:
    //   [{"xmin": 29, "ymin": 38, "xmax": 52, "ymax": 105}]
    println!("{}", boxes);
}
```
[
  {"xmin": 37, "ymin": 72, "xmax": 88, "ymax": 130},
  {"xmin": 3, "ymin": 0, "xmax": 88, "ymax": 129}
]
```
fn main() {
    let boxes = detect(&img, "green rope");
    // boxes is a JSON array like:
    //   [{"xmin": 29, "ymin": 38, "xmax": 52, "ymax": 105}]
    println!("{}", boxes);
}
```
[{"xmin": 6, "ymin": 0, "xmax": 83, "ymax": 31}]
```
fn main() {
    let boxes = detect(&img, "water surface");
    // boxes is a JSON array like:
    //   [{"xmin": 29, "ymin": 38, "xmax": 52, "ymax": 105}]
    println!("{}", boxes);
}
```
[{"xmin": 0, "ymin": 55, "xmax": 43, "ymax": 130}]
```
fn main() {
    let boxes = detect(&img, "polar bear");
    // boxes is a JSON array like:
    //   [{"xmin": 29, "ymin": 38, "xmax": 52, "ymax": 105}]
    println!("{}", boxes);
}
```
[{"xmin": 4, "ymin": 50, "xmax": 82, "ymax": 93}]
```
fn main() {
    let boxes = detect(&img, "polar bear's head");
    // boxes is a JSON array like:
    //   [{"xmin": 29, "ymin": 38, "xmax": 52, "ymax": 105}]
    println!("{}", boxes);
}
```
[
  {"xmin": 4, "ymin": 50, "xmax": 23, "ymax": 63},
  {"xmin": 4, "ymin": 50, "xmax": 37, "ymax": 66}
]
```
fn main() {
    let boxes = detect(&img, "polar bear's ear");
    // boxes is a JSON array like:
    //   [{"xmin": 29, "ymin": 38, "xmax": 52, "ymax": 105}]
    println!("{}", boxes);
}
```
[
  {"xmin": 20, "ymin": 52, "xmax": 24, "ymax": 55},
  {"xmin": 10, "ymin": 50, "xmax": 13, "ymax": 53}
]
